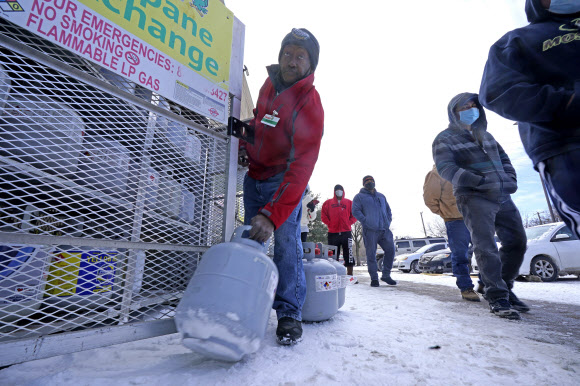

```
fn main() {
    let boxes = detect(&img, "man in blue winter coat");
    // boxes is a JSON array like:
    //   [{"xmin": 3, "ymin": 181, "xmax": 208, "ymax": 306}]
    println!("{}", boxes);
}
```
[
  {"xmin": 433, "ymin": 92, "xmax": 528, "ymax": 320},
  {"xmin": 479, "ymin": 0, "xmax": 580, "ymax": 238},
  {"xmin": 352, "ymin": 176, "xmax": 397, "ymax": 287}
]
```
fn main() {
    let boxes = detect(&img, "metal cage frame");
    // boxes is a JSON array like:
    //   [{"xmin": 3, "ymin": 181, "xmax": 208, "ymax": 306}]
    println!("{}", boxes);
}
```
[{"xmin": 0, "ymin": 13, "xmax": 244, "ymax": 367}]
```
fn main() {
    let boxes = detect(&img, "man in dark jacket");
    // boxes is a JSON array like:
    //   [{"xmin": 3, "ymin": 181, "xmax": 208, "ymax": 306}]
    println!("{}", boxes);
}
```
[
  {"xmin": 321, "ymin": 184, "xmax": 357, "ymax": 276},
  {"xmin": 352, "ymin": 176, "xmax": 397, "ymax": 287},
  {"xmin": 433, "ymin": 92, "xmax": 528, "ymax": 320},
  {"xmin": 479, "ymin": 0, "xmax": 580, "ymax": 238},
  {"xmin": 239, "ymin": 28, "xmax": 324, "ymax": 345}
]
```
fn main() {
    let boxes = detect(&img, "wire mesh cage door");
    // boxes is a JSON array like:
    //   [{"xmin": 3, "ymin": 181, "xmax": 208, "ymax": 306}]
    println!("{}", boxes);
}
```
[{"xmin": 0, "ymin": 12, "xmax": 243, "ymax": 367}]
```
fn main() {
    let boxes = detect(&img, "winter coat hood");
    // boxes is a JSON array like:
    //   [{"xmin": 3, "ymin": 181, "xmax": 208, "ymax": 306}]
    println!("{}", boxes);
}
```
[
  {"xmin": 333, "ymin": 185, "xmax": 345, "ymax": 200},
  {"xmin": 448, "ymin": 92, "xmax": 488, "ymax": 144},
  {"xmin": 525, "ymin": 0, "xmax": 580, "ymax": 24},
  {"xmin": 526, "ymin": 0, "xmax": 551, "ymax": 23}
]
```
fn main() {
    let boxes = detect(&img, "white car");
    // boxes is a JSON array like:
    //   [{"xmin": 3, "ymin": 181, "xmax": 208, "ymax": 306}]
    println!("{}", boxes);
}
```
[
  {"xmin": 518, "ymin": 222, "xmax": 580, "ymax": 281},
  {"xmin": 391, "ymin": 242, "xmax": 448, "ymax": 273}
]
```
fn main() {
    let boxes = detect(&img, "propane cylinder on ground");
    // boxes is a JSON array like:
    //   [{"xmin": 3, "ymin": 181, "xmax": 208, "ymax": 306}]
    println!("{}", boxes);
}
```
[
  {"xmin": 175, "ymin": 226, "xmax": 278, "ymax": 362},
  {"xmin": 301, "ymin": 242, "xmax": 338, "ymax": 322},
  {"xmin": 323, "ymin": 245, "xmax": 348, "ymax": 309}
]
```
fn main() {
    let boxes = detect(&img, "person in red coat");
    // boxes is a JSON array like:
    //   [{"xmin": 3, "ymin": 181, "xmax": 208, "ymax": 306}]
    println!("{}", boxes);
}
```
[
  {"xmin": 238, "ymin": 28, "xmax": 324, "ymax": 345},
  {"xmin": 321, "ymin": 184, "xmax": 357, "ymax": 276}
]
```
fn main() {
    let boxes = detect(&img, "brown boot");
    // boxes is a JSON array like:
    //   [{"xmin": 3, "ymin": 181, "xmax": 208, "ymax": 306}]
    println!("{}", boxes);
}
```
[
  {"xmin": 461, "ymin": 288, "xmax": 481, "ymax": 302},
  {"xmin": 347, "ymin": 266, "xmax": 353, "ymax": 276}
]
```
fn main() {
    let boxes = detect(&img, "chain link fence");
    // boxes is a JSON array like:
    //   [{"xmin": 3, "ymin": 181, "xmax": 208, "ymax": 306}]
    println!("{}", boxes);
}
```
[{"xmin": 0, "ymin": 17, "xmax": 237, "ymax": 363}]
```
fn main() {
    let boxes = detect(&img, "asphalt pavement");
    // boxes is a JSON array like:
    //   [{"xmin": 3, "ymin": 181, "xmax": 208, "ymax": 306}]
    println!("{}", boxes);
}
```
[{"xmin": 354, "ymin": 269, "xmax": 580, "ymax": 352}]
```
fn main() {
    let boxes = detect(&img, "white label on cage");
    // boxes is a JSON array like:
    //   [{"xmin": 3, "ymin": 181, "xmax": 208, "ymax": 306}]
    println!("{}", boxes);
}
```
[
  {"xmin": 267, "ymin": 270, "xmax": 278, "ymax": 299},
  {"xmin": 315, "ymin": 274, "xmax": 337, "ymax": 292},
  {"xmin": 185, "ymin": 134, "xmax": 202, "ymax": 163}
]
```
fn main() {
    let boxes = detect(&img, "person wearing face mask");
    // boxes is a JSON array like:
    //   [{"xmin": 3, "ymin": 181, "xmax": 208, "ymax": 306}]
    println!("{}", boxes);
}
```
[
  {"xmin": 479, "ymin": 0, "xmax": 580, "ymax": 239},
  {"xmin": 352, "ymin": 176, "xmax": 397, "ymax": 287},
  {"xmin": 238, "ymin": 28, "xmax": 324, "ymax": 345},
  {"xmin": 321, "ymin": 184, "xmax": 357, "ymax": 276},
  {"xmin": 432, "ymin": 93, "xmax": 528, "ymax": 320}
]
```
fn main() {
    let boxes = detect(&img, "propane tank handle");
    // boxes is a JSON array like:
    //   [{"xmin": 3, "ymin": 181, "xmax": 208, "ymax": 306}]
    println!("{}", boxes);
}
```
[
  {"xmin": 302, "ymin": 241, "xmax": 316, "ymax": 261},
  {"xmin": 231, "ymin": 225, "xmax": 270, "ymax": 253}
]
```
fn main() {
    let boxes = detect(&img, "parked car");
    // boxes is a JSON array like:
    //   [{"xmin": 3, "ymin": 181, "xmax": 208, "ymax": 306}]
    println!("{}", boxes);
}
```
[
  {"xmin": 394, "ymin": 237, "xmax": 446, "ymax": 256},
  {"xmin": 470, "ymin": 223, "xmax": 580, "ymax": 282},
  {"xmin": 419, "ymin": 245, "xmax": 475, "ymax": 274},
  {"xmin": 382, "ymin": 242, "xmax": 448, "ymax": 273},
  {"xmin": 518, "ymin": 222, "xmax": 580, "ymax": 282}
]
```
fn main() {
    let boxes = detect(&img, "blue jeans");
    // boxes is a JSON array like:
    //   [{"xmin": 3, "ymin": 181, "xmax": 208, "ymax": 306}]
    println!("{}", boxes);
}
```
[
  {"xmin": 243, "ymin": 173, "xmax": 306, "ymax": 321},
  {"xmin": 538, "ymin": 149, "xmax": 580, "ymax": 239},
  {"xmin": 363, "ymin": 228, "xmax": 395, "ymax": 281},
  {"xmin": 445, "ymin": 220, "xmax": 474, "ymax": 291},
  {"xmin": 456, "ymin": 196, "xmax": 527, "ymax": 302}
]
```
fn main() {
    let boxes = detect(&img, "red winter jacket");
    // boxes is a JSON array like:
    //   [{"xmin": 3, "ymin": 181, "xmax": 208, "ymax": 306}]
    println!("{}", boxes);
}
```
[
  {"xmin": 241, "ymin": 66, "xmax": 324, "ymax": 229},
  {"xmin": 321, "ymin": 190, "xmax": 357, "ymax": 233}
]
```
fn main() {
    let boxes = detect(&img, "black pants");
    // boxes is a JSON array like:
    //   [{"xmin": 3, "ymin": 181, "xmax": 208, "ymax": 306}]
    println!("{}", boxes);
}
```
[
  {"xmin": 328, "ymin": 231, "xmax": 354, "ymax": 267},
  {"xmin": 301, "ymin": 232, "xmax": 308, "ymax": 242},
  {"xmin": 456, "ymin": 196, "xmax": 527, "ymax": 301}
]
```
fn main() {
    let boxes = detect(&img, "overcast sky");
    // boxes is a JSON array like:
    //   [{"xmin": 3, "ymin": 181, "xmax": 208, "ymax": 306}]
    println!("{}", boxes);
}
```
[{"xmin": 228, "ymin": 0, "xmax": 549, "ymax": 237}]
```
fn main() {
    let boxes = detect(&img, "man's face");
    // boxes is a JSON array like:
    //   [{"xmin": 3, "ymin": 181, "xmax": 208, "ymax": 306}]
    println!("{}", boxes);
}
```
[
  {"xmin": 456, "ymin": 100, "xmax": 477, "ymax": 116},
  {"xmin": 280, "ymin": 44, "xmax": 311, "ymax": 85}
]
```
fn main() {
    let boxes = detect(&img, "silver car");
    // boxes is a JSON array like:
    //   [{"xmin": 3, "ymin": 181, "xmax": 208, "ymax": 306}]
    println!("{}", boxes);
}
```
[{"xmin": 388, "ymin": 242, "xmax": 448, "ymax": 273}]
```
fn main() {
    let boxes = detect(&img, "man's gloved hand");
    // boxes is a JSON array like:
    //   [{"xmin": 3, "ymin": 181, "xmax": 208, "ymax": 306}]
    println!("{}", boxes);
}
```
[
  {"xmin": 249, "ymin": 214, "xmax": 275, "ymax": 243},
  {"xmin": 238, "ymin": 148, "xmax": 250, "ymax": 167}
]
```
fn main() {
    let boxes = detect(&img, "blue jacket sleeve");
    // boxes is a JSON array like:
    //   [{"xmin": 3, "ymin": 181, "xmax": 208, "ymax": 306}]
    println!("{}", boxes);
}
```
[
  {"xmin": 479, "ymin": 40, "xmax": 579, "ymax": 123},
  {"xmin": 352, "ymin": 195, "xmax": 365, "ymax": 225},
  {"xmin": 385, "ymin": 198, "xmax": 392, "ymax": 225}
]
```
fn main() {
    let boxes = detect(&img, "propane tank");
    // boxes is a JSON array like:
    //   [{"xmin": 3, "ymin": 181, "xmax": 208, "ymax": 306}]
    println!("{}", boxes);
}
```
[
  {"xmin": 175, "ymin": 226, "xmax": 278, "ymax": 362},
  {"xmin": 323, "ymin": 245, "xmax": 348, "ymax": 309},
  {"xmin": 301, "ymin": 242, "xmax": 338, "ymax": 322}
]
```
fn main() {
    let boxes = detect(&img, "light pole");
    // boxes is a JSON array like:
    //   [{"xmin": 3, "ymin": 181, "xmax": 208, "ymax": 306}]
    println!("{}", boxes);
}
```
[{"xmin": 420, "ymin": 211, "xmax": 427, "ymax": 237}]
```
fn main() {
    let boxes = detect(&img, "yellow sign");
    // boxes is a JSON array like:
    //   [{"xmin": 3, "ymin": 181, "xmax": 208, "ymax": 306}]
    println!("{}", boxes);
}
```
[{"xmin": 80, "ymin": 0, "xmax": 234, "ymax": 89}]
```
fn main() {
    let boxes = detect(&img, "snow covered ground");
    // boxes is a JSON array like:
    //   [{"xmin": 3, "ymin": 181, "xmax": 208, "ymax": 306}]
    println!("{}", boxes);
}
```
[{"xmin": 2, "ymin": 268, "xmax": 579, "ymax": 386}]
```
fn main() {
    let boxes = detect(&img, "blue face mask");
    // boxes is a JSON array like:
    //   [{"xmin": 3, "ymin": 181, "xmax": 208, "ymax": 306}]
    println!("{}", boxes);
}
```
[
  {"xmin": 459, "ymin": 107, "xmax": 479, "ymax": 125},
  {"xmin": 548, "ymin": 0, "xmax": 580, "ymax": 14}
]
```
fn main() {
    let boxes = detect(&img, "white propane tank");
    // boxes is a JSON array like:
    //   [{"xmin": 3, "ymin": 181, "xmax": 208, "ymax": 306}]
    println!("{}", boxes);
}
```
[
  {"xmin": 175, "ymin": 225, "xmax": 278, "ymax": 362},
  {"xmin": 323, "ymin": 245, "xmax": 348, "ymax": 309},
  {"xmin": 301, "ymin": 242, "xmax": 338, "ymax": 322}
]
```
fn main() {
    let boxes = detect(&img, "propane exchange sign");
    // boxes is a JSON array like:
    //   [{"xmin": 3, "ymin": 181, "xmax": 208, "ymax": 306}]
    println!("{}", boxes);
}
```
[{"xmin": 0, "ymin": 0, "xmax": 234, "ymax": 124}]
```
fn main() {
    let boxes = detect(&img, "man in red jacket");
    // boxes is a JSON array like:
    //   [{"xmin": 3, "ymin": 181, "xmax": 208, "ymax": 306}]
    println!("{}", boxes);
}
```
[
  {"xmin": 321, "ymin": 184, "xmax": 357, "ymax": 276},
  {"xmin": 238, "ymin": 28, "xmax": 324, "ymax": 346}
]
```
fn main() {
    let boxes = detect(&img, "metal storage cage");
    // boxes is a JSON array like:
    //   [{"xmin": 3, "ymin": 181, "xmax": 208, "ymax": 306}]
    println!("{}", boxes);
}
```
[{"xmin": 0, "ymin": 13, "xmax": 243, "ymax": 367}]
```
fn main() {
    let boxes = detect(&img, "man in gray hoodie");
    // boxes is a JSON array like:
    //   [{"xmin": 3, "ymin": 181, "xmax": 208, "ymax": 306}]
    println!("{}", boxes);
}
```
[{"xmin": 432, "ymin": 92, "xmax": 528, "ymax": 320}]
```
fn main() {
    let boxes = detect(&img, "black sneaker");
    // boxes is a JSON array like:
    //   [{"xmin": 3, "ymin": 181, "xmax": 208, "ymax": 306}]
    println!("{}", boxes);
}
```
[
  {"xmin": 380, "ymin": 276, "xmax": 397, "ymax": 285},
  {"xmin": 489, "ymin": 299, "xmax": 520, "ymax": 320},
  {"xmin": 476, "ymin": 282, "xmax": 485, "ymax": 295},
  {"xmin": 276, "ymin": 317, "xmax": 302, "ymax": 345},
  {"xmin": 370, "ymin": 280, "xmax": 380, "ymax": 287},
  {"xmin": 508, "ymin": 291, "xmax": 530, "ymax": 313}
]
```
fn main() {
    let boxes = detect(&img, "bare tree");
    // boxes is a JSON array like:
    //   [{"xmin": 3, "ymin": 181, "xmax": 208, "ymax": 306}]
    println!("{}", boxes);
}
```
[
  {"xmin": 522, "ymin": 210, "xmax": 557, "ymax": 228},
  {"xmin": 351, "ymin": 221, "xmax": 363, "ymax": 266},
  {"xmin": 425, "ymin": 217, "xmax": 447, "ymax": 237}
]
